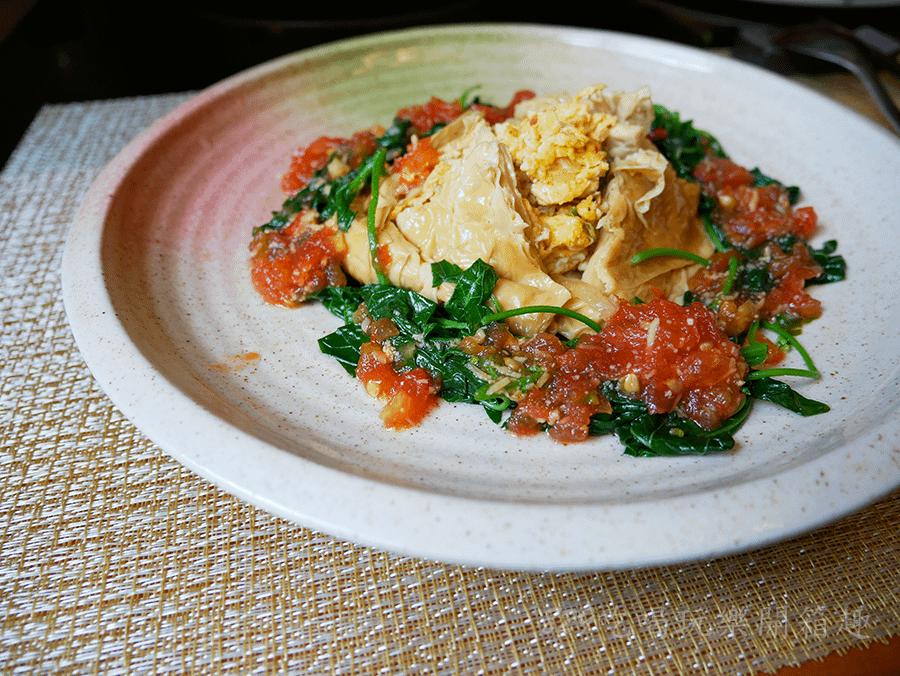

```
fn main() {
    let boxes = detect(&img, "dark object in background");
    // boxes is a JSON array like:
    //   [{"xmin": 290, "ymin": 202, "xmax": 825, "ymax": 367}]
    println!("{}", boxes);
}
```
[
  {"xmin": 0, "ymin": 0, "xmax": 496, "ymax": 168},
  {"xmin": 1, "ymin": 0, "xmax": 717, "ymax": 169},
  {"xmin": 3, "ymin": 0, "xmax": 898, "ymax": 168}
]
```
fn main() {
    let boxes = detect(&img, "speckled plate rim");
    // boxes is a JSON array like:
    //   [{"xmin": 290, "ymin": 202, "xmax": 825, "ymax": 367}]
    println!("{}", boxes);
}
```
[{"xmin": 62, "ymin": 23, "xmax": 900, "ymax": 571}]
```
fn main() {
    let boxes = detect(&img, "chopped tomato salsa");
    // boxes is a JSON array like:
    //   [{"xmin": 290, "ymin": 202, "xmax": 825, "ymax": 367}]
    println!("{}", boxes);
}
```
[
  {"xmin": 249, "ymin": 213, "xmax": 347, "ymax": 307},
  {"xmin": 355, "ymin": 327, "xmax": 441, "ymax": 430},
  {"xmin": 395, "ymin": 90, "xmax": 535, "ymax": 135},
  {"xmin": 693, "ymin": 156, "xmax": 816, "ymax": 249},
  {"xmin": 390, "ymin": 136, "xmax": 441, "ymax": 195},
  {"xmin": 281, "ymin": 129, "xmax": 381, "ymax": 195},
  {"xmin": 688, "ymin": 156, "xmax": 825, "ymax": 334},
  {"xmin": 472, "ymin": 89, "xmax": 536, "ymax": 125},
  {"xmin": 508, "ymin": 297, "xmax": 748, "ymax": 441}
]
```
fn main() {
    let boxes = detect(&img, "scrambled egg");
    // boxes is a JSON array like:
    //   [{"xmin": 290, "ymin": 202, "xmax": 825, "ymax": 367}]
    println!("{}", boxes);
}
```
[
  {"xmin": 339, "ymin": 83, "xmax": 713, "ymax": 338},
  {"xmin": 494, "ymin": 85, "xmax": 615, "ymax": 206}
]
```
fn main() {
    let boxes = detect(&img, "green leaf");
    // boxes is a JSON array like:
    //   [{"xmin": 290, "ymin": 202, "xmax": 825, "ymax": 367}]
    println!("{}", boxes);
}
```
[
  {"xmin": 430, "ymin": 260, "xmax": 466, "ymax": 287},
  {"xmin": 630, "ymin": 247, "xmax": 710, "ymax": 267},
  {"xmin": 442, "ymin": 259, "xmax": 499, "ymax": 330},
  {"xmin": 747, "ymin": 377, "xmax": 830, "ymax": 416},
  {"xmin": 317, "ymin": 324, "xmax": 367, "ymax": 376},
  {"xmin": 253, "ymin": 164, "xmax": 332, "ymax": 235},
  {"xmin": 377, "ymin": 119, "xmax": 413, "ymax": 157},
  {"xmin": 254, "ymin": 123, "xmax": 408, "ymax": 237},
  {"xmin": 589, "ymin": 382, "xmax": 750, "ymax": 456},
  {"xmin": 416, "ymin": 345, "xmax": 486, "ymax": 403},
  {"xmin": 618, "ymin": 415, "xmax": 736, "ymax": 457},
  {"xmin": 737, "ymin": 265, "xmax": 774, "ymax": 293},
  {"xmin": 740, "ymin": 321, "xmax": 769, "ymax": 367},
  {"xmin": 478, "ymin": 305, "xmax": 603, "ymax": 335},
  {"xmin": 313, "ymin": 285, "xmax": 365, "ymax": 323},
  {"xmin": 459, "ymin": 85, "xmax": 482, "ymax": 110},
  {"xmin": 651, "ymin": 104, "xmax": 726, "ymax": 179},
  {"xmin": 702, "ymin": 214, "xmax": 729, "ymax": 252},
  {"xmin": 362, "ymin": 284, "xmax": 438, "ymax": 338}
]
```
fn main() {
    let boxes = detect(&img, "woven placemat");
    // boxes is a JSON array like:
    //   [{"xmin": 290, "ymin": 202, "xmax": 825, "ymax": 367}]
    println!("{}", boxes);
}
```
[{"xmin": 1, "ymin": 90, "xmax": 898, "ymax": 675}]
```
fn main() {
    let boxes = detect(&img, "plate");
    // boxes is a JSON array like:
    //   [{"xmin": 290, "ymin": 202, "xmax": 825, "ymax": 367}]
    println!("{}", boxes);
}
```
[{"xmin": 63, "ymin": 24, "xmax": 900, "ymax": 570}]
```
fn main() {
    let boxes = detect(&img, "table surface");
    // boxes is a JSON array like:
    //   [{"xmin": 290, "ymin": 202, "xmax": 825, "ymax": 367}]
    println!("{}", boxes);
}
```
[{"xmin": 1, "ymin": 53, "xmax": 898, "ymax": 675}]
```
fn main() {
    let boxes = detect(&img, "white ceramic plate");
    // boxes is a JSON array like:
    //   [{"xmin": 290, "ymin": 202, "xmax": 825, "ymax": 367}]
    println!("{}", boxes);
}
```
[{"xmin": 63, "ymin": 24, "xmax": 900, "ymax": 571}]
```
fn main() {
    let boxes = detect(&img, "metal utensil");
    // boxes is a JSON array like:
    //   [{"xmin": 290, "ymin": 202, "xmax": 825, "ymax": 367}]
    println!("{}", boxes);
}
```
[{"xmin": 774, "ymin": 18, "xmax": 900, "ymax": 135}]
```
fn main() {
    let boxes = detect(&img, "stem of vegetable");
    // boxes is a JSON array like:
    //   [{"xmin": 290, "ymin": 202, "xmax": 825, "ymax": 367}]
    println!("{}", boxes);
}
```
[
  {"xmin": 721, "ymin": 255, "xmax": 739, "ymax": 296},
  {"xmin": 745, "ymin": 367, "xmax": 820, "ymax": 381},
  {"xmin": 366, "ymin": 148, "xmax": 389, "ymax": 285},
  {"xmin": 630, "ymin": 248, "xmax": 711, "ymax": 267},
  {"xmin": 478, "ymin": 305, "xmax": 602, "ymax": 334},
  {"xmin": 459, "ymin": 85, "xmax": 481, "ymax": 109},
  {"xmin": 761, "ymin": 321, "xmax": 817, "ymax": 373},
  {"xmin": 740, "ymin": 320, "xmax": 769, "ymax": 367}
]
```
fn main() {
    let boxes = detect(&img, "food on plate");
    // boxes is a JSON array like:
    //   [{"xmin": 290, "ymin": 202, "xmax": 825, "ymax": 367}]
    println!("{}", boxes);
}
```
[{"xmin": 248, "ymin": 85, "xmax": 845, "ymax": 455}]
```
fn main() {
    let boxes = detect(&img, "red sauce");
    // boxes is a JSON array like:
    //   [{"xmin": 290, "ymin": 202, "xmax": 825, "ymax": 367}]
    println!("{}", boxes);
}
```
[
  {"xmin": 356, "ymin": 342, "xmax": 441, "ymax": 429},
  {"xmin": 390, "ymin": 137, "xmax": 442, "ymax": 194},
  {"xmin": 473, "ymin": 89, "xmax": 536, "ymax": 125},
  {"xmin": 280, "ymin": 136, "xmax": 344, "ymax": 195},
  {"xmin": 249, "ymin": 214, "xmax": 347, "ymax": 307},
  {"xmin": 508, "ymin": 297, "xmax": 748, "ymax": 441},
  {"xmin": 376, "ymin": 243, "xmax": 392, "ymax": 271},
  {"xmin": 396, "ymin": 97, "xmax": 464, "ymax": 136},
  {"xmin": 693, "ymin": 156, "xmax": 816, "ymax": 249},
  {"xmin": 689, "ymin": 156, "xmax": 824, "ymax": 333},
  {"xmin": 395, "ymin": 90, "xmax": 536, "ymax": 135},
  {"xmin": 280, "ymin": 129, "xmax": 380, "ymax": 195}
]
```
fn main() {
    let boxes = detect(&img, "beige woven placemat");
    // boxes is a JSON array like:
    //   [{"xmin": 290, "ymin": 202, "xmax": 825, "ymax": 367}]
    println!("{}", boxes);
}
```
[{"xmin": 1, "ymin": 89, "xmax": 898, "ymax": 675}]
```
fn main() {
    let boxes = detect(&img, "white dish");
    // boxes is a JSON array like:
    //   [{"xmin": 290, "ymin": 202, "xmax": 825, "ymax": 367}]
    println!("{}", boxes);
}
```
[{"xmin": 62, "ymin": 24, "xmax": 900, "ymax": 570}]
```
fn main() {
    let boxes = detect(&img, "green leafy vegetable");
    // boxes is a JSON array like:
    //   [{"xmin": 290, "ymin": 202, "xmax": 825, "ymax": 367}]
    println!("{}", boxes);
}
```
[
  {"xmin": 737, "ymin": 265, "xmax": 774, "ymax": 293},
  {"xmin": 745, "ymin": 367, "xmax": 820, "ymax": 381},
  {"xmin": 760, "ymin": 320, "xmax": 818, "ymax": 372},
  {"xmin": 459, "ymin": 85, "xmax": 482, "ymax": 110},
  {"xmin": 442, "ymin": 258, "xmax": 499, "ymax": 330},
  {"xmin": 376, "ymin": 119, "xmax": 413, "ymax": 159},
  {"xmin": 808, "ymin": 239, "xmax": 847, "ymax": 285},
  {"xmin": 366, "ymin": 147, "xmax": 389, "ymax": 283},
  {"xmin": 589, "ymin": 383, "xmax": 751, "ymax": 457},
  {"xmin": 702, "ymin": 214, "xmax": 729, "ymax": 252},
  {"xmin": 318, "ymin": 324, "xmax": 368, "ymax": 375},
  {"xmin": 721, "ymin": 255, "xmax": 739, "ymax": 297},
  {"xmin": 313, "ymin": 285, "xmax": 365, "ymax": 322},
  {"xmin": 255, "ymin": 123, "xmax": 412, "ymax": 236},
  {"xmin": 651, "ymin": 104, "xmax": 726, "ymax": 179},
  {"xmin": 746, "ymin": 377, "xmax": 830, "ymax": 416},
  {"xmin": 430, "ymin": 260, "xmax": 466, "ymax": 286},
  {"xmin": 479, "ymin": 305, "xmax": 602, "ymax": 335}
]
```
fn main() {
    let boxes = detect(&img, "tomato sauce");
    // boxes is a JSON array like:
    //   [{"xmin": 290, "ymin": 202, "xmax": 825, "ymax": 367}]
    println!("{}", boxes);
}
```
[
  {"xmin": 693, "ymin": 156, "xmax": 816, "ymax": 249},
  {"xmin": 473, "ymin": 90, "xmax": 536, "ymax": 125},
  {"xmin": 355, "ymin": 334, "xmax": 441, "ymax": 430},
  {"xmin": 508, "ymin": 297, "xmax": 748, "ymax": 441},
  {"xmin": 395, "ymin": 90, "xmax": 536, "ymax": 135},
  {"xmin": 689, "ymin": 156, "xmax": 824, "ymax": 333},
  {"xmin": 249, "ymin": 213, "xmax": 347, "ymax": 307},
  {"xmin": 390, "ymin": 136, "xmax": 441, "ymax": 194}
]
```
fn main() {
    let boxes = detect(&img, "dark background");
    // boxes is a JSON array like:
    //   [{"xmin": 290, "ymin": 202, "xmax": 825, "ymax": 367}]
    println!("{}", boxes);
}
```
[{"xmin": 2, "ymin": 0, "xmax": 897, "ymax": 169}]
